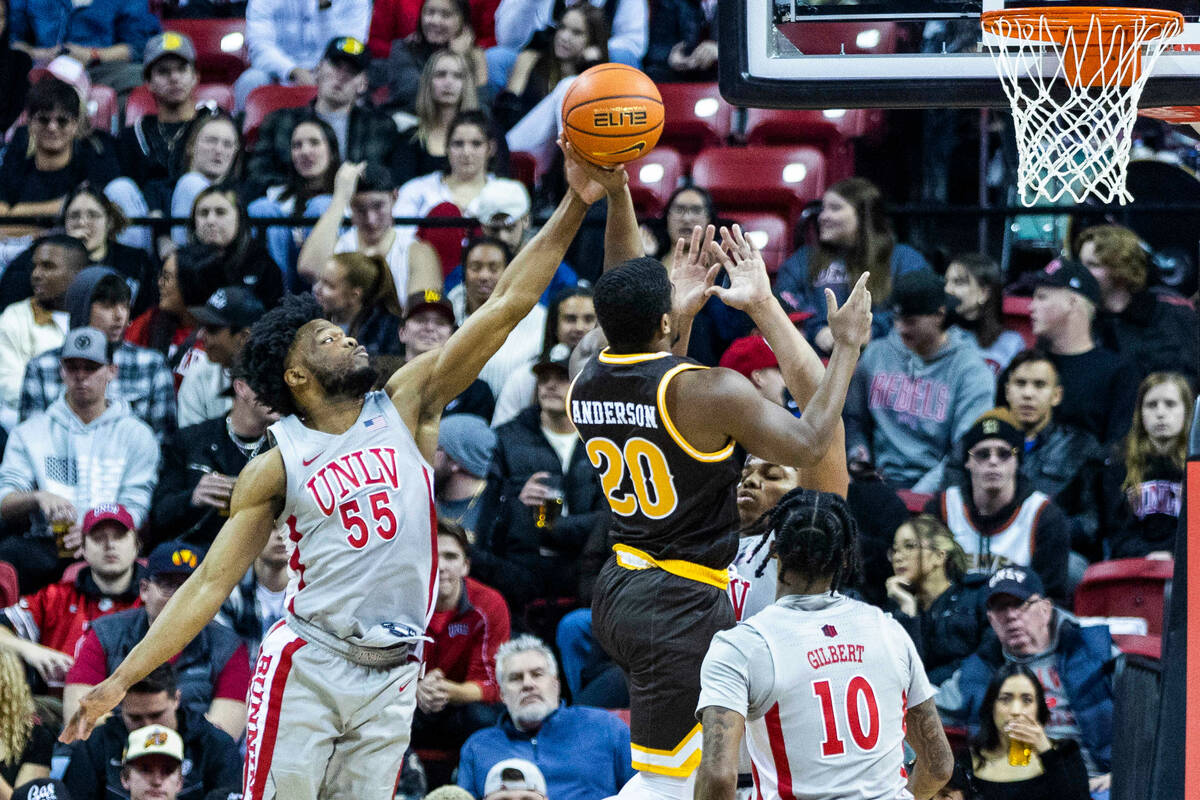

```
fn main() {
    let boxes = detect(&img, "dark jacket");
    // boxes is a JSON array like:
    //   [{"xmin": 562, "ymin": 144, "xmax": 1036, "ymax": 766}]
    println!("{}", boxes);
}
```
[
  {"xmin": 1100, "ymin": 451, "xmax": 1183, "ymax": 559},
  {"xmin": 889, "ymin": 573, "xmax": 989, "ymax": 685},
  {"xmin": 644, "ymin": 0, "xmax": 717, "ymax": 82},
  {"xmin": 244, "ymin": 103, "xmax": 403, "ymax": 198},
  {"xmin": 472, "ymin": 406, "xmax": 608, "ymax": 607},
  {"xmin": 58, "ymin": 706, "xmax": 242, "ymax": 800},
  {"xmin": 1096, "ymin": 288, "xmax": 1199, "ymax": 387},
  {"xmin": 151, "ymin": 415, "xmax": 256, "ymax": 547}
]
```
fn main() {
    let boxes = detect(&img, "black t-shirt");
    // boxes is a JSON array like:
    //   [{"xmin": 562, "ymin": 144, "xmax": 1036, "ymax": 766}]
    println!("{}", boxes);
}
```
[
  {"xmin": 0, "ymin": 720, "xmax": 53, "ymax": 786},
  {"xmin": 118, "ymin": 114, "xmax": 191, "ymax": 185},
  {"xmin": 1050, "ymin": 346, "xmax": 1139, "ymax": 445},
  {"xmin": 445, "ymin": 378, "xmax": 496, "ymax": 422},
  {"xmin": 0, "ymin": 130, "xmax": 121, "ymax": 206}
]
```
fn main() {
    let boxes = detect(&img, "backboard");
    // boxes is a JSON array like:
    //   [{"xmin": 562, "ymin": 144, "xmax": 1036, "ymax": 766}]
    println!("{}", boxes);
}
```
[{"xmin": 719, "ymin": 0, "xmax": 1200, "ymax": 108}]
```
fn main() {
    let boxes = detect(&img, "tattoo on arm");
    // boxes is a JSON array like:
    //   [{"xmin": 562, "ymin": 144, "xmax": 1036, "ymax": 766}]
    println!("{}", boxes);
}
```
[
  {"xmin": 697, "ymin": 706, "xmax": 744, "ymax": 800},
  {"xmin": 904, "ymin": 698, "xmax": 955, "ymax": 800}
]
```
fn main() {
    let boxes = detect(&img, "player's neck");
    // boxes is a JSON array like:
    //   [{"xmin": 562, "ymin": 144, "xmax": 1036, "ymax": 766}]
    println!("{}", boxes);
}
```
[
  {"xmin": 300, "ymin": 394, "xmax": 366, "ymax": 434},
  {"xmin": 776, "ymin": 571, "xmax": 832, "ymax": 597}
]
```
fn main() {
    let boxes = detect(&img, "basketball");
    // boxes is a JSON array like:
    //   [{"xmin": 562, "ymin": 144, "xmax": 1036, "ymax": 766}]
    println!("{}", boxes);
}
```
[{"xmin": 562, "ymin": 63, "xmax": 664, "ymax": 166}]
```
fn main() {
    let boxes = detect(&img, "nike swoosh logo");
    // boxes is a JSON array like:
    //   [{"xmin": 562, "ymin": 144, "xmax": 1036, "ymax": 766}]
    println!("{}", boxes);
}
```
[
  {"xmin": 398, "ymin": 679, "xmax": 413, "ymax": 693},
  {"xmin": 302, "ymin": 451, "xmax": 325, "ymax": 467},
  {"xmin": 598, "ymin": 141, "xmax": 646, "ymax": 157}
]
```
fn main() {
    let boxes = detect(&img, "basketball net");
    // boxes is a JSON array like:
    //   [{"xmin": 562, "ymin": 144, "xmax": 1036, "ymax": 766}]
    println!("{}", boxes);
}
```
[{"xmin": 982, "ymin": 7, "xmax": 1184, "ymax": 205}]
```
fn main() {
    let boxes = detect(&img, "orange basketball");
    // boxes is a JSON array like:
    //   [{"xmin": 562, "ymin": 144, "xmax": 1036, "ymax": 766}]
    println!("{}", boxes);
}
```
[{"xmin": 562, "ymin": 63, "xmax": 664, "ymax": 166}]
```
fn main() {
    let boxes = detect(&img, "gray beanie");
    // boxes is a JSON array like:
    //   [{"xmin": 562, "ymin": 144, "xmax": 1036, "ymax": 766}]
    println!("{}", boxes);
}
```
[{"xmin": 439, "ymin": 414, "xmax": 497, "ymax": 478}]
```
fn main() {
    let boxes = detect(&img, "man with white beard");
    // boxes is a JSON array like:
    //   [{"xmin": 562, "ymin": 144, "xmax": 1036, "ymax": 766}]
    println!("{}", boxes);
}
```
[{"xmin": 456, "ymin": 635, "xmax": 635, "ymax": 800}]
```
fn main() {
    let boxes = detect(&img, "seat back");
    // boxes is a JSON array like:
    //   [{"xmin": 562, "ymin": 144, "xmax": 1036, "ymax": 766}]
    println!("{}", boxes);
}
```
[
  {"xmin": 507, "ymin": 151, "xmax": 538, "ymax": 196},
  {"xmin": 242, "ymin": 85, "xmax": 318, "ymax": 144},
  {"xmin": 722, "ymin": 211, "xmax": 791, "ymax": 275},
  {"xmin": 1074, "ymin": 558, "xmax": 1174, "ymax": 635},
  {"xmin": 693, "ymin": 145, "xmax": 826, "ymax": 228},
  {"xmin": 626, "ymin": 146, "xmax": 684, "ymax": 218},
  {"xmin": 657, "ymin": 83, "xmax": 733, "ymax": 161},
  {"xmin": 418, "ymin": 202, "xmax": 478, "ymax": 278},
  {"xmin": 124, "ymin": 84, "xmax": 236, "ymax": 127},
  {"xmin": 1001, "ymin": 293, "xmax": 1036, "ymax": 347},
  {"xmin": 0, "ymin": 561, "xmax": 17, "ymax": 607},
  {"xmin": 163, "ymin": 19, "xmax": 249, "ymax": 84}
]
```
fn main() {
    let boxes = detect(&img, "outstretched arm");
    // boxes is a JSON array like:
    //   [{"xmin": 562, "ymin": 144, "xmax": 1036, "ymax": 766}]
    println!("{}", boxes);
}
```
[
  {"xmin": 59, "ymin": 450, "xmax": 285, "ymax": 744},
  {"xmin": 695, "ymin": 706, "xmax": 744, "ymax": 800},
  {"xmin": 904, "ymin": 698, "xmax": 955, "ymax": 800}
]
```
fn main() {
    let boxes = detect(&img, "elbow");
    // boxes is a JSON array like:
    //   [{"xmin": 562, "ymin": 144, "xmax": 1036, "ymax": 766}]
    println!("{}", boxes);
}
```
[{"xmin": 695, "ymin": 766, "xmax": 737, "ymax": 800}]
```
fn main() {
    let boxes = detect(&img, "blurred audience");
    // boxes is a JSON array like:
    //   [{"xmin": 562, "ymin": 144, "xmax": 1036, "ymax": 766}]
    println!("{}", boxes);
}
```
[
  {"xmin": 944, "ymin": 253, "xmax": 1026, "ymax": 375},
  {"xmin": 435, "ymin": 413, "xmax": 497, "ymax": 537}
]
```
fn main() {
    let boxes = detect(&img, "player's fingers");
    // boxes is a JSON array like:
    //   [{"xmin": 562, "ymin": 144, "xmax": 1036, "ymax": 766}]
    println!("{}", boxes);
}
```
[
  {"xmin": 688, "ymin": 225, "xmax": 704, "ymax": 263},
  {"xmin": 825, "ymin": 287, "xmax": 840, "ymax": 314},
  {"xmin": 707, "ymin": 239, "xmax": 733, "ymax": 268},
  {"xmin": 700, "ymin": 224, "xmax": 717, "ymax": 261},
  {"xmin": 705, "ymin": 264, "xmax": 720, "ymax": 289},
  {"xmin": 671, "ymin": 236, "xmax": 687, "ymax": 275}
]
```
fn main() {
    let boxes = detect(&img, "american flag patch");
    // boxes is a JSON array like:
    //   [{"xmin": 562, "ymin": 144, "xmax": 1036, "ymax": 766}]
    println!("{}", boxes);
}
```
[{"xmin": 363, "ymin": 415, "xmax": 388, "ymax": 430}]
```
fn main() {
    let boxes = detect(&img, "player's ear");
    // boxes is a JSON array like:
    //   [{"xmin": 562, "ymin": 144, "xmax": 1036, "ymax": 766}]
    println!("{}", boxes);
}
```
[
  {"xmin": 658, "ymin": 312, "xmax": 671, "ymax": 338},
  {"xmin": 283, "ymin": 365, "xmax": 306, "ymax": 390}
]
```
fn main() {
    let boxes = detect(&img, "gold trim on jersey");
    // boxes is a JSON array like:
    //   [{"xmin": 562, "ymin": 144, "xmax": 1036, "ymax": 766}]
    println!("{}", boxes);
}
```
[
  {"xmin": 656, "ymin": 364, "xmax": 736, "ymax": 463},
  {"xmin": 613, "ymin": 543, "xmax": 729, "ymax": 590},
  {"xmin": 630, "ymin": 723, "xmax": 703, "ymax": 777},
  {"xmin": 597, "ymin": 349, "xmax": 672, "ymax": 365}
]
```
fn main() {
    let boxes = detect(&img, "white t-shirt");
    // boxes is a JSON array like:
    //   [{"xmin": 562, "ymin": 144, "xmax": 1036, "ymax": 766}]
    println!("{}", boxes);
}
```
[
  {"xmin": 543, "ymin": 426, "xmax": 577, "ymax": 471},
  {"xmin": 334, "ymin": 227, "xmax": 411, "ymax": 303}
]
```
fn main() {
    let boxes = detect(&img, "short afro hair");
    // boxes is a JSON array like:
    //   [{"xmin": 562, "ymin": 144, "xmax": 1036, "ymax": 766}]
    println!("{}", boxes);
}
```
[
  {"xmin": 593, "ymin": 257, "xmax": 671, "ymax": 353},
  {"xmin": 236, "ymin": 293, "xmax": 322, "ymax": 417}
]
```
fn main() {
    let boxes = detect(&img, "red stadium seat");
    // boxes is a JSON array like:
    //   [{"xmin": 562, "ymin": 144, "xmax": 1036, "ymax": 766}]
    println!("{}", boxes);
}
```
[
  {"xmin": 626, "ymin": 146, "xmax": 684, "ymax": 218},
  {"xmin": 1074, "ymin": 558, "xmax": 1174, "ymax": 636},
  {"xmin": 1111, "ymin": 633, "xmax": 1162, "ymax": 660},
  {"xmin": 776, "ymin": 21, "xmax": 904, "ymax": 56},
  {"xmin": 418, "ymin": 202, "xmax": 479, "ymax": 277},
  {"xmin": 0, "ymin": 561, "xmax": 17, "ymax": 607},
  {"xmin": 723, "ymin": 211, "xmax": 790, "ymax": 275},
  {"xmin": 124, "ymin": 83, "xmax": 235, "ymax": 127},
  {"xmin": 656, "ymin": 83, "xmax": 734, "ymax": 162},
  {"xmin": 692, "ymin": 146, "xmax": 826, "ymax": 225},
  {"xmin": 508, "ymin": 151, "xmax": 538, "ymax": 195},
  {"xmin": 163, "ymin": 19, "xmax": 249, "ymax": 84},
  {"xmin": 1001, "ymin": 293, "xmax": 1035, "ymax": 347},
  {"xmin": 608, "ymin": 708, "xmax": 632, "ymax": 724},
  {"xmin": 86, "ymin": 86, "xmax": 117, "ymax": 134},
  {"xmin": 742, "ymin": 108, "xmax": 883, "ymax": 182},
  {"xmin": 896, "ymin": 490, "xmax": 933, "ymax": 515},
  {"xmin": 242, "ymin": 85, "xmax": 318, "ymax": 144},
  {"xmin": 60, "ymin": 560, "xmax": 87, "ymax": 583}
]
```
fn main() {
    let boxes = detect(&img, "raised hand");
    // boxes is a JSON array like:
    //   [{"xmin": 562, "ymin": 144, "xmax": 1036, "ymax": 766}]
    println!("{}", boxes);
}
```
[
  {"xmin": 1005, "ymin": 715, "xmax": 1052, "ymax": 755},
  {"xmin": 333, "ymin": 162, "xmax": 367, "ymax": 200},
  {"xmin": 669, "ymin": 224, "xmax": 719, "ymax": 318},
  {"xmin": 704, "ymin": 224, "xmax": 772, "ymax": 312},
  {"xmin": 60, "ymin": 677, "xmax": 128, "ymax": 744},
  {"xmin": 559, "ymin": 138, "xmax": 627, "ymax": 205},
  {"xmin": 825, "ymin": 272, "xmax": 873, "ymax": 350}
]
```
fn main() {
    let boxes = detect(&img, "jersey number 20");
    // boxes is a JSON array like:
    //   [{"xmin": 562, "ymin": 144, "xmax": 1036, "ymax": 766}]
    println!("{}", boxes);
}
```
[
  {"xmin": 585, "ymin": 437, "xmax": 678, "ymax": 519},
  {"xmin": 812, "ymin": 677, "xmax": 880, "ymax": 756}
]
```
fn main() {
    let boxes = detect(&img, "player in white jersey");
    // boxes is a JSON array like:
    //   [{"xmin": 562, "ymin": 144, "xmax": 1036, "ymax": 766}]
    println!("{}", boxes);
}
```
[
  {"xmin": 60, "ymin": 145, "xmax": 625, "ymax": 800},
  {"xmin": 697, "ymin": 489, "xmax": 954, "ymax": 800}
]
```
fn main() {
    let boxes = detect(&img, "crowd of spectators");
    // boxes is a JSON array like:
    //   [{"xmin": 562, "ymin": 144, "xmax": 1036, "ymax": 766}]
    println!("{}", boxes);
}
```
[{"xmin": 0, "ymin": 0, "xmax": 1196, "ymax": 796}]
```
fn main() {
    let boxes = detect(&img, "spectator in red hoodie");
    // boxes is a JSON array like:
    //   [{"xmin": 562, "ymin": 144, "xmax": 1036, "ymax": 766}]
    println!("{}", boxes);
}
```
[{"xmin": 412, "ymin": 519, "xmax": 511, "ymax": 751}]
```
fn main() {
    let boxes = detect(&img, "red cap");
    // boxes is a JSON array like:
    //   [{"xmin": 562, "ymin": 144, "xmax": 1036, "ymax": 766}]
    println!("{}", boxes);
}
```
[
  {"xmin": 82, "ymin": 503, "xmax": 135, "ymax": 536},
  {"xmin": 719, "ymin": 335, "xmax": 779, "ymax": 379}
]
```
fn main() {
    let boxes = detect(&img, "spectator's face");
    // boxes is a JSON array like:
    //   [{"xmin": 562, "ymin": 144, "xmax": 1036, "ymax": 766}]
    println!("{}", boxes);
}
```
[
  {"xmin": 1141, "ymin": 381, "xmax": 1188, "ymax": 445},
  {"xmin": 90, "ymin": 298, "xmax": 132, "ymax": 344},
  {"xmin": 189, "ymin": 119, "xmax": 238, "ymax": 180},
  {"xmin": 463, "ymin": 244, "xmax": 507, "ymax": 309},
  {"xmin": 421, "ymin": 0, "xmax": 463, "ymax": 45},
  {"xmin": 157, "ymin": 255, "xmax": 184, "ymax": 314},
  {"xmin": 986, "ymin": 593, "xmax": 1053, "ymax": 655},
  {"xmin": 290, "ymin": 122, "xmax": 333, "ymax": 181},
  {"xmin": 535, "ymin": 370, "xmax": 569, "ymax": 415},
  {"xmin": 65, "ymin": 192, "xmax": 111, "ymax": 252},
  {"xmin": 1078, "ymin": 241, "xmax": 1115, "ymax": 299},
  {"xmin": 140, "ymin": 575, "xmax": 189, "ymax": 623},
  {"xmin": 316, "ymin": 59, "xmax": 366, "ymax": 108},
  {"xmin": 121, "ymin": 755, "xmax": 183, "ymax": 800},
  {"xmin": 120, "ymin": 689, "xmax": 180, "ymax": 731},
  {"xmin": 665, "ymin": 189, "xmax": 710, "ymax": 246},
  {"xmin": 893, "ymin": 312, "xmax": 943, "ymax": 357},
  {"xmin": 1004, "ymin": 360, "xmax": 1060, "ymax": 431},
  {"xmin": 84, "ymin": 522, "xmax": 138, "ymax": 580},
  {"xmin": 192, "ymin": 192, "xmax": 239, "ymax": 248},
  {"xmin": 198, "ymin": 324, "xmax": 242, "ymax": 367},
  {"xmin": 313, "ymin": 260, "xmax": 363, "ymax": 319},
  {"xmin": 964, "ymin": 436, "xmax": 1018, "ymax": 495},
  {"xmin": 61, "ymin": 358, "xmax": 113, "ymax": 406},
  {"xmin": 553, "ymin": 8, "xmax": 590, "ymax": 62},
  {"xmin": 499, "ymin": 650, "xmax": 560, "ymax": 728},
  {"xmin": 991, "ymin": 673, "xmax": 1040, "ymax": 740},
  {"xmin": 147, "ymin": 56, "xmax": 198, "ymax": 107},
  {"xmin": 260, "ymin": 522, "xmax": 291, "ymax": 568},
  {"xmin": 889, "ymin": 522, "xmax": 930, "ymax": 585},
  {"xmin": 1029, "ymin": 286, "xmax": 1072, "ymax": 337},
  {"xmin": 554, "ymin": 295, "xmax": 596, "ymax": 348},
  {"xmin": 31, "ymin": 244, "xmax": 78, "ymax": 305},
  {"xmin": 447, "ymin": 123, "xmax": 492, "ymax": 181},
  {"xmin": 436, "ymin": 533, "xmax": 469, "ymax": 604},
  {"xmin": 400, "ymin": 308, "xmax": 454, "ymax": 357},
  {"xmin": 736, "ymin": 456, "xmax": 800, "ymax": 526},
  {"xmin": 30, "ymin": 105, "xmax": 79, "ymax": 155},
  {"xmin": 944, "ymin": 262, "xmax": 986, "ymax": 322},
  {"xmin": 482, "ymin": 215, "xmax": 528, "ymax": 254},
  {"xmin": 429, "ymin": 53, "xmax": 466, "ymax": 106},
  {"xmin": 350, "ymin": 191, "xmax": 396, "ymax": 244},
  {"xmin": 818, "ymin": 190, "xmax": 857, "ymax": 248}
]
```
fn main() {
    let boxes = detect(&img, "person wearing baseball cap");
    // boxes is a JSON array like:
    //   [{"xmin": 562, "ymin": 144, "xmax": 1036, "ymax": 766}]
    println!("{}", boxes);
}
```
[
  {"xmin": 719, "ymin": 335, "xmax": 785, "ymax": 406},
  {"xmin": 121, "ymin": 724, "xmax": 185, "ymax": 800},
  {"xmin": 435, "ymin": 414, "xmax": 497, "ymax": 536},
  {"xmin": 1028, "ymin": 257, "xmax": 1139, "ymax": 445},
  {"xmin": 476, "ymin": 179, "xmax": 532, "ymax": 253},
  {"xmin": 483, "ymin": 758, "xmax": 548, "ymax": 800},
  {"xmin": 177, "ymin": 287, "xmax": 264, "ymax": 428}
]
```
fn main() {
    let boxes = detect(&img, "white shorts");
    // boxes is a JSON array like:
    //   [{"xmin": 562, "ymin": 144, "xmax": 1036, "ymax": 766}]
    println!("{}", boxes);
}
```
[{"xmin": 243, "ymin": 621, "xmax": 420, "ymax": 800}]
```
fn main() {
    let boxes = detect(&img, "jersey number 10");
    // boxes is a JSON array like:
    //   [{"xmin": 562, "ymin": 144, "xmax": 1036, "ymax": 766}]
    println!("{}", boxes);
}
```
[
  {"xmin": 812, "ymin": 677, "xmax": 880, "ymax": 756},
  {"xmin": 585, "ymin": 436, "xmax": 678, "ymax": 519}
]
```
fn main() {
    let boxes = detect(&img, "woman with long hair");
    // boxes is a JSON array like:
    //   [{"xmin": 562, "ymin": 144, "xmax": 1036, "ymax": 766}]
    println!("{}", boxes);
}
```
[
  {"xmin": 125, "ymin": 246, "xmax": 209, "ymax": 379},
  {"xmin": 168, "ymin": 113, "xmax": 242, "ymax": 244},
  {"xmin": 945, "ymin": 253, "xmax": 1026, "ymax": 374},
  {"xmin": 248, "ymin": 118, "xmax": 341, "ymax": 288},
  {"xmin": 495, "ymin": 5, "xmax": 607, "ymax": 131},
  {"xmin": 967, "ymin": 663, "xmax": 1089, "ymax": 800},
  {"xmin": 394, "ymin": 110, "xmax": 507, "ymax": 221},
  {"xmin": 312, "ymin": 252, "xmax": 405, "ymax": 356},
  {"xmin": 0, "ymin": 650, "xmax": 53, "ymax": 797},
  {"xmin": 885, "ymin": 514, "xmax": 989, "ymax": 684},
  {"xmin": 384, "ymin": 0, "xmax": 487, "ymax": 110},
  {"xmin": 1102, "ymin": 371, "xmax": 1194, "ymax": 559},
  {"xmin": 775, "ymin": 177, "xmax": 932, "ymax": 354},
  {"xmin": 188, "ymin": 184, "xmax": 283, "ymax": 307},
  {"xmin": 395, "ymin": 49, "xmax": 482, "ymax": 183}
]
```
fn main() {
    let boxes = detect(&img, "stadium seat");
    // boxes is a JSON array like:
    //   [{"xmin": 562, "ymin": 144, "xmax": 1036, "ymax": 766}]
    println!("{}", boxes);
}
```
[
  {"xmin": 0, "ymin": 561, "xmax": 16, "ymax": 607},
  {"xmin": 85, "ymin": 85, "xmax": 118, "ymax": 134},
  {"xmin": 163, "ymin": 19, "xmax": 249, "ymax": 84},
  {"xmin": 656, "ymin": 83, "xmax": 734, "ymax": 162},
  {"xmin": 242, "ymin": 85, "xmax": 318, "ymax": 143},
  {"xmin": 61, "ymin": 560, "xmax": 87, "ymax": 583},
  {"xmin": 626, "ymin": 146, "xmax": 684, "ymax": 218},
  {"xmin": 775, "ymin": 21, "xmax": 904, "ymax": 56},
  {"xmin": 608, "ymin": 708, "xmax": 632, "ymax": 725},
  {"xmin": 1001, "ymin": 293, "xmax": 1035, "ymax": 347},
  {"xmin": 418, "ymin": 202, "xmax": 479, "ymax": 277},
  {"xmin": 723, "ymin": 210, "xmax": 790, "ymax": 275},
  {"xmin": 508, "ymin": 151, "xmax": 537, "ymax": 195},
  {"xmin": 742, "ymin": 108, "xmax": 883, "ymax": 182},
  {"xmin": 124, "ymin": 83, "xmax": 236, "ymax": 127},
  {"xmin": 896, "ymin": 490, "xmax": 933, "ymax": 515},
  {"xmin": 1074, "ymin": 558, "xmax": 1174, "ymax": 636},
  {"xmin": 1112, "ymin": 633, "xmax": 1162, "ymax": 660},
  {"xmin": 692, "ymin": 146, "xmax": 826, "ymax": 225}
]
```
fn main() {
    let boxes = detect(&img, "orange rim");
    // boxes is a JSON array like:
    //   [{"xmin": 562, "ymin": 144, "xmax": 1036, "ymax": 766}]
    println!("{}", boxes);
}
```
[{"xmin": 981, "ymin": 6, "xmax": 1184, "ymax": 43}]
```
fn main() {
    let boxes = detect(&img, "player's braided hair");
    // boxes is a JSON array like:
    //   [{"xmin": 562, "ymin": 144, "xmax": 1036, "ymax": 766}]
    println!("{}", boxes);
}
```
[
  {"xmin": 236, "ymin": 293, "xmax": 323, "ymax": 417},
  {"xmin": 751, "ymin": 488, "xmax": 861, "ymax": 593}
]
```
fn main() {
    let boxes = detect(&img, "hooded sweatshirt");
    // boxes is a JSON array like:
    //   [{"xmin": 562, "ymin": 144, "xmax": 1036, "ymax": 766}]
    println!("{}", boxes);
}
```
[
  {"xmin": 845, "ymin": 327, "xmax": 994, "ymax": 492},
  {"xmin": 0, "ymin": 396, "xmax": 159, "ymax": 537}
]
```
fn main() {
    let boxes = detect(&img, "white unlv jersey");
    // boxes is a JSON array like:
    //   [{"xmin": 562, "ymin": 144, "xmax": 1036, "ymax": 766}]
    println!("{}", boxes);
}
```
[
  {"xmin": 270, "ymin": 391, "xmax": 437, "ymax": 649},
  {"xmin": 729, "ymin": 532, "xmax": 778, "ymax": 623},
  {"xmin": 725, "ymin": 595, "xmax": 932, "ymax": 800}
]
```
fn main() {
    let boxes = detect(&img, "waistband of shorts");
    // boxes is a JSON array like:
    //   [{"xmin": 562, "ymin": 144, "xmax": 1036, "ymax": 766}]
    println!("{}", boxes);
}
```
[
  {"xmin": 612, "ymin": 543, "xmax": 729, "ymax": 590},
  {"xmin": 286, "ymin": 612, "xmax": 417, "ymax": 668}
]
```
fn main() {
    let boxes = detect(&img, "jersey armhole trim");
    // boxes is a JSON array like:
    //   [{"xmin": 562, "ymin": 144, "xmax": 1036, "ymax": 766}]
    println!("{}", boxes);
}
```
[{"xmin": 657, "ymin": 364, "xmax": 736, "ymax": 463}]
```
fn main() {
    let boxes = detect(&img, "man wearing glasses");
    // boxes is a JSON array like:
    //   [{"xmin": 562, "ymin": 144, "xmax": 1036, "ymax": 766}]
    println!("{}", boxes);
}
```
[{"xmin": 922, "ymin": 410, "xmax": 1071, "ymax": 605}]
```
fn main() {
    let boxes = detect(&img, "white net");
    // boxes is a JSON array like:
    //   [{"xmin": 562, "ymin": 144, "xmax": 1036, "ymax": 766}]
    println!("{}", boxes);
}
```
[{"xmin": 983, "ymin": 10, "xmax": 1183, "ymax": 205}]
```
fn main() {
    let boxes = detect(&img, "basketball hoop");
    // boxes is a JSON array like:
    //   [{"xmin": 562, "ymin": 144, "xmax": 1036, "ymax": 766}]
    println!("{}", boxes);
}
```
[{"xmin": 981, "ymin": 6, "xmax": 1184, "ymax": 205}]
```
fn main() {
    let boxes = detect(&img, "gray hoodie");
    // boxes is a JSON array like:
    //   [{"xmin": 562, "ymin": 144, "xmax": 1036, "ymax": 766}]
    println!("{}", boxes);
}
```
[
  {"xmin": 845, "ymin": 327, "xmax": 994, "ymax": 492},
  {"xmin": 65, "ymin": 266, "xmax": 125, "ymax": 329}
]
